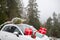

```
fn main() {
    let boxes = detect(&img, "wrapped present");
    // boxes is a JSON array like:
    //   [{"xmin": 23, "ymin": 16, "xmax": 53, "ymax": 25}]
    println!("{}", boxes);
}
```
[
  {"xmin": 38, "ymin": 27, "xmax": 47, "ymax": 34},
  {"xmin": 24, "ymin": 28, "xmax": 33, "ymax": 35},
  {"xmin": 34, "ymin": 27, "xmax": 47, "ymax": 38}
]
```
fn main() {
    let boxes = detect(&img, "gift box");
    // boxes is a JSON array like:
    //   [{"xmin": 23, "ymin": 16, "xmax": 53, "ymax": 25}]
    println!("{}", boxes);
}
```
[
  {"xmin": 38, "ymin": 27, "xmax": 47, "ymax": 34},
  {"xmin": 24, "ymin": 28, "xmax": 33, "ymax": 35}
]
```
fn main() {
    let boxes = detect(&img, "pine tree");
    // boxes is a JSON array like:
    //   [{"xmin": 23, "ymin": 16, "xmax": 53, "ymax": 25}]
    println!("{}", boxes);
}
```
[
  {"xmin": 52, "ymin": 12, "xmax": 60, "ymax": 38},
  {"xmin": 52, "ymin": 12, "xmax": 58, "ymax": 37},
  {"xmin": 46, "ymin": 17, "xmax": 52, "ymax": 36},
  {"xmin": 0, "ymin": 0, "xmax": 23, "ymax": 24},
  {"xmin": 7, "ymin": 0, "xmax": 23, "ymax": 20},
  {"xmin": 46, "ymin": 12, "xmax": 60, "ymax": 37},
  {"xmin": 15, "ymin": 0, "xmax": 24, "ymax": 18},
  {"xmin": 27, "ymin": 0, "xmax": 41, "ymax": 29},
  {"xmin": 0, "ymin": 0, "xmax": 8, "ymax": 25}
]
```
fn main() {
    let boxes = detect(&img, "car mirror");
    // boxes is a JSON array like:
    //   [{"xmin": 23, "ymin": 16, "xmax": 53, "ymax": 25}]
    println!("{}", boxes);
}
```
[{"xmin": 14, "ymin": 32, "xmax": 19, "ymax": 37}]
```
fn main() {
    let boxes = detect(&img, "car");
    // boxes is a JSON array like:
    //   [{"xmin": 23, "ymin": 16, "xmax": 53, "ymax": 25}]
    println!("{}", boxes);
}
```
[{"xmin": 0, "ymin": 24, "xmax": 49, "ymax": 40}]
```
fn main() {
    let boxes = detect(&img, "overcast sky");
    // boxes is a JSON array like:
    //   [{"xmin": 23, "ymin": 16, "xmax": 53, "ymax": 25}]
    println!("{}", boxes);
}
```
[{"xmin": 23, "ymin": 0, "xmax": 60, "ymax": 23}]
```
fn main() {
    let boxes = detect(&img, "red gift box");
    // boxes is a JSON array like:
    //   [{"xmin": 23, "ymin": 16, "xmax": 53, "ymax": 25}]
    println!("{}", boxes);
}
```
[
  {"xmin": 24, "ymin": 28, "xmax": 33, "ymax": 35},
  {"xmin": 38, "ymin": 27, "xmax": 47, "ymax": 34}
]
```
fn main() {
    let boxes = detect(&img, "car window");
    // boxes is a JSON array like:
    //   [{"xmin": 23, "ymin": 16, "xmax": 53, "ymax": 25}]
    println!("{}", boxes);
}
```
[{"xmin": 3, "ymin": 26, "xmax": 22, "ymax": 35}]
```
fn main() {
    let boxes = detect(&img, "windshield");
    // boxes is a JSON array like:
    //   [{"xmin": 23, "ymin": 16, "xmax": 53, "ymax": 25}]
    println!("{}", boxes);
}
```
[{"xmin": 16, "ymin": 24, "xmax": 37, "ymax": 33}]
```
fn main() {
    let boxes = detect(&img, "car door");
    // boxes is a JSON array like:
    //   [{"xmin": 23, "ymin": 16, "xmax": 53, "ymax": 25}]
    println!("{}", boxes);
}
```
[{"xmin": 1, "ymin": 24, "xmax": 23, "ymax": 40}]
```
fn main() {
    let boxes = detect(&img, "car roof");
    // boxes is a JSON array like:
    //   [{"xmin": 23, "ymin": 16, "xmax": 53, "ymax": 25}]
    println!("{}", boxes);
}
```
[{"xmin": 16, "ymin": 24, "xmax": 37, "ymax": 32}]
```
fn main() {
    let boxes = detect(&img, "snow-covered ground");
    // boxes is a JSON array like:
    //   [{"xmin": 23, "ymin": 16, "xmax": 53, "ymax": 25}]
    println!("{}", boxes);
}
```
[{"xmin": 49, "ymin": 37, "xmax": 60, "ymax": 40}]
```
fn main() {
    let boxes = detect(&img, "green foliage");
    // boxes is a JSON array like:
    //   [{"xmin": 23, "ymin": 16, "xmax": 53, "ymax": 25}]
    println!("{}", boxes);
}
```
[
  {"xmin": 51, "ymin": 12, "xmax": 60, "ymax": 38},
  {"xmin": 46, "ymin": 17, "xmax": 52, "ymax": 36},
  {"xmin": 7, "ymin": 0, "xmax": 21, "ymax": 19},
  {"xmin": 0, "ymin": 13, "xmax": 8, "ymax": 25},
  {"xmin": 0, "ymin": 0, "xmax": 8, "ymax": 25},
  {"xmin": 27, "ymin": 0, "xmax": 41, "ymax": 29},
  {"xmin": 0, "ymin": 0, "xmax": 23, "ymax": 25},
  {"xmin": 46, "ymin": 12, "xmax": 60, "ymax": 38},
  {"xmin": 29, "ymin": 18, "xmax": 41, "ymax": 29}
]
